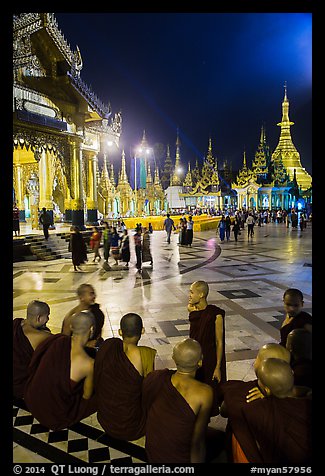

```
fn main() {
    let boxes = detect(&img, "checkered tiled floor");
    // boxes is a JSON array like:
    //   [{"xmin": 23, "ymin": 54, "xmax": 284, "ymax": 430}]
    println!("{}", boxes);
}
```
[{"xmin": 13, "ymin": 404, "xmax": 147, "ymax": 463}]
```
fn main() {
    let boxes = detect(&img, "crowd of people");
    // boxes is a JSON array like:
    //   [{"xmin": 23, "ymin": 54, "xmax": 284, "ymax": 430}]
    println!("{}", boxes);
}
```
[
  {"xmin": 216, "ymin": 208, "xmax": 309, "ymax": 243},
  {"xmin": 13, "ymin": 282, "xmax": 312, "ymax": 464},
  {"xmin": 68, "ymin": 221, "xmax": 153, "ymax": 273}
]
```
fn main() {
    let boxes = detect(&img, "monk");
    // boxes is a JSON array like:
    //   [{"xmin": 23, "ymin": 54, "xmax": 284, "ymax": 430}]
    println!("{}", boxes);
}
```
[
  {"xmin": 61, "ymin": 283, "xmax": 105, "ymax": 351},
  {"xmin": 142, "ymin": 338, "xmax": 214, "ymax": 463},
  {"xmin": 241, "ymin": 358, "xmax": 312, "ymax": 464},
  {"xmin": 220, "ymin": 343, "xmax": 291, "ymax": 463},
  {"xmin": 13, "ymin": 300, "xmax": 53, "ymax": 399},
  {"xmin": 188, "ymin": 280, "xmax": 226, "ymax": 415},
  {"xmin": 94, "ymin": 313, "xmax": 156, "ymax": 441},
  {"xmin": 280, "ymin": 288, "xmax": 312, "ymax": 347},
  {"xmin": 24, "ymin": 311, "xmax": 97, "ymax": 431},
  {"xmin": 286, "ymin": 328, "xmax": 312, "ymax": 390}
]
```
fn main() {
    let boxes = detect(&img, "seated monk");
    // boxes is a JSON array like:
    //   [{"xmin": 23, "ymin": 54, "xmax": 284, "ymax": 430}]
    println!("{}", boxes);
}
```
[
  {"xmin": 280, "ymin": 288, "xmax": 312, "ymax": 347},
  {"xmin": 286, "ymin": 328, "xmax": 312, "ymax": 392},
  {"xmin": 94, "ymin": 313, "xmax": 156, "ymax": 441},
  {"xmin": 61, "ymin": 283, "xmax": 105, "ymax": 353},
  {"xmin": 24, "ymin": 311, "xmax": 97, "ymax": 431},
  {"xmin": 241, "ymin": 358, "xmax": 312, "ymax": 464},
  {"xmin": 188, "ymin": 280, "xmax": 226, "ymax": 415},
  {"xmin": 13, "ymin": 300, "xmax": 53, "ymax": 400},
  {"xmin": 142, "ymin": 338, "xmax": 214, "ymax": 463},
  {"xmin": 220, "ymin": 343, "xmax": 291, "ymax": 463}
]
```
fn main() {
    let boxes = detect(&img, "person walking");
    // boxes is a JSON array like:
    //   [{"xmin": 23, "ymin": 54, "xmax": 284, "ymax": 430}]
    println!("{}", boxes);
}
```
[
  {"xmin": 142, "ymin": 227, "xmax": 153, "ymax": 266},
  {"xmin": 246, "ymin": 213, "xmax": 255, "ymax": 239},
  {"xmin": 134, "ymin": 225, "xmax": 143, "ymax": 272},
  {"xmin": 186, "ymin": 215, "xmax": 194, "ymax": 247},
  {"xmin": 232, "ymin": 218, "xmax": 241, "ymax": 242},
  {"xmin": 102, "ymin": 222, "xmax": 112, "ymax": 263},
  {"xmin": 110, "ymin": 227, "xmax": 121, "ymax": 266},
  {"xmin": 90, "ymin": 226, "xmax": 102, "ymax": 262},
  {"xmin": 217, "ymin": 215, "xmax": 226, "ymax": 242},
  {"xmin": 120, "ymin": 229, "xmax": 130, "ymax": 268},
  {"xmin": 39, "ymin": 207, "xmax": 52, "ymax": 240},
  {"xmin": 13, "ymin": 202, "xmax": 20, "ymax": 237},
  {"xmin": 225, "ymin": 215, "xmax": 231, "ymax": 241},
  {"xmin": 181, "ymin": 216, "xmax": 188, "ymax": 245},
  {"xmin": 163, "ymin": 213, "xmax": 176, "ymax": 244},
  {"xmin": 69, "ymin": 226, "xmax": 88, "ymax": 271}
]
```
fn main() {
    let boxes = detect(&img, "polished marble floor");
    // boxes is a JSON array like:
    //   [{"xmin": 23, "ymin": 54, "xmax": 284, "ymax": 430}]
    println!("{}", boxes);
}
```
[{"xmin": 13, "ymin": 220, "xmax": 312, "ymax": 463}]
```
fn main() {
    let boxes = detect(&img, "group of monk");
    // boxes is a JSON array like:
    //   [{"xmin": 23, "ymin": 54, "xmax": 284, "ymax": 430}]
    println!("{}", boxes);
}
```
[{"xmin": 13, "ymin": 282, "xmax": 312, "ymax": 464}]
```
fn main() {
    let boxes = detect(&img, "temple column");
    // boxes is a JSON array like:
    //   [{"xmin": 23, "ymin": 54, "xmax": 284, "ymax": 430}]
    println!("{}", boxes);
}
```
[
  {"xmin": 38, "ymin": 148, "xmax": 54, "ymax": 224},
  {"xmin": 86, "ymin": 152, "xmax": 98, "ymax": 224},
  {"xmin": 70, "ymin": 139, "xmax": 85, "ymax": 230},
  {"xmin": 64, "ymin": 176, "xmax": 72, "ymax": 222},
  {"xmin": 14, "ymin": 163, "xmax": 26, "ymax": 221}
]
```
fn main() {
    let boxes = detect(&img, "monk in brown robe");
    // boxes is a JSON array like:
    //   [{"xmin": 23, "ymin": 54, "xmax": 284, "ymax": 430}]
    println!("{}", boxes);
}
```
[
  {"xmin": 280, "ymin": 288, "xmax": 312, "ymax": 347},
  {"xmin": 242, "ymin": 358, "xmax": 312, "ymax": 464},
  {"xmin": 220, "ymin": 343, "xmax": 291, "ymax": 463},
  {"xmin": 94, "ymin": 313, "xmax": 156, "ymax": 441},
  {"xmin": 286, "ymin": 328, "xmax": 312, "ymax": 392},
  {"xmin": 142, "ymin": 338, "xmax": 214, "ymax": 463},
  {"xmin": 24, "ymin": 311, "xmax": 97, "ymax": 431},
  {"xmin": 61, "ymin": 283, "xmax": 105, "ymax": 352},
  {"xmin": 188, "ymin": 280, "xmax": 226, "ymax": 414},
  {"xmin": 13, "ymin": 300, "xmax": 53, "ymax": 399}
]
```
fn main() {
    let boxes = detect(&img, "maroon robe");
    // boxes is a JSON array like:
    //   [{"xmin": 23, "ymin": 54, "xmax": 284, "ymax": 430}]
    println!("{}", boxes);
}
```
[
  {"xmin": 142, "ymin": 369, "xmax": 197, "ymax": 463},
  {"xmin": 220, "ymin": 379, "xmax": 262, "ymax": 463},
  {"xmin": 13, "ymin": 318, "xmax": 54, "ymax": 399},
  {"xmin": 13, "ymin": 318, "xmax": 34, "ymax": 399},
  {"xmin": 242, "ymin": 395, "xmax": 312, "ymax": 464},
  {"xmin": 189, "ymin": 304, "xmax": 226, "ymax": 412},
  {"xmin": 280, "ymin": 311, "xmax": 312, "ymax": 347},
  {"xmin": 24, "ymin": 334, "xmax": 96, "ymax": 431},
  {"xmin": 94, "ymin": 337, "xmax": 148, "ymax": 441}
]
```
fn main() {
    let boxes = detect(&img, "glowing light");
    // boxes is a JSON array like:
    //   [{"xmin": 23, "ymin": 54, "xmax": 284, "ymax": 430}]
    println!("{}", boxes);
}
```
[
  {"xmin": 206, "ymin": 238, "xmax": 217, "ymax": 250},
  {"xmin": 19, "ymin": 272, "xmax": 44, "ymax": 291}
]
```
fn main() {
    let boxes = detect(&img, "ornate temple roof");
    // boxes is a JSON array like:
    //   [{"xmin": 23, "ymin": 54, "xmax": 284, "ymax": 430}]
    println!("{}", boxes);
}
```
[{"xmin": 13, "ymin": 13, "xmax": 112, "ymax": 120}]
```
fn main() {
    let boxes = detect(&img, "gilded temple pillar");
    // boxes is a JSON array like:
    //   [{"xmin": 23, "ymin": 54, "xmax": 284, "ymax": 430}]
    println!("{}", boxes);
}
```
[
  {"xmin": 64, "ymin": 176, "xmax": 72, "ymax": 222},
  {"xmin": 38, "ymin": 148, "xmax": 54, "ymax": 224},
  {"xmin": 70, "ymin": 139, "xmax": 85, "ymax": 230},
  {"xmin": 86, "ymin": 152, "xmax": 98, "ymax": 224},
  {"xmin": 14, "ymin": 163, "xmax": 25, "ymax": 221}
]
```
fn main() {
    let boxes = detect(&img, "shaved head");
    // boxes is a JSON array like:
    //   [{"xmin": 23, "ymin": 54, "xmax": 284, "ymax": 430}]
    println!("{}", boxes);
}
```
[
  {"xmin": 70, "ymin": 310, "xmax": 94, "ymax": 335},
  {"xmin": 172, "ymin": 338, "xmax": 202, "ymax": 372},
  {"xmin": 120, "ymin": 313, "xmax": 143, "ymax": 338},
  {"xmin": 286, "ymin": 329, "xmax": 312, "ymax": 361},
  {"xmin": 258, "ymin": 358, "xmax": 294, "ymax": 398},
  {"xmin": 192, "ymin": 281, "xmax": 209, "ymax": 298},
  {"xmin": 27, "ymin": 300, "xmax": 50, "ymax": 320},
  {"xmin": 77, "ymin": 283, "xmax": 94, "ymax": 297},
  {"xmin": 254, "ymin": 343, "xmax": 290, "ymax": 375}
]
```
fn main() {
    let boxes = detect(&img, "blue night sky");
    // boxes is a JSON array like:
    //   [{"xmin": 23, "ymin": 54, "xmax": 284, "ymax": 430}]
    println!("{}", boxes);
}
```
[{"xmin": 54, "ymin": 12, "xmax": 312, "ymax": 176}]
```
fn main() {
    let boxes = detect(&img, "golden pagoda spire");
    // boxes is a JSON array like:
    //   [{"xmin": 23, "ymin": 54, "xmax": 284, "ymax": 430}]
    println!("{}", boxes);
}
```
[
  {"xmin": 183, "ymin": 161, "xmax": 193, "ymax": 187},
  {"xmin": 101, "ymin": 153, "xmax": 110, "ymax": 179},
  {"xmin": 271, "ymin": 83, "xmax": 312, "ymax": 190},
  {"xmin": 208, "ymin": 137, "xmax": 213, "ymax": 157},
  {"xmin": 146, "ymin": 162, "xmax": 153, "ymax": 185},
  {"xmin": 170, "ymin": 129, "xmax": 182, "ymax": 186},
  {"xmin": 243, "ymin": 149, "xmax": 247, "ymax": 168},
  {"xmin": 109, "ymin": 163, "xmax": 115, "ymax": 185},
  {"xmin": 154, "ymin": 166, "xmax": 161, "ymax": 185},
  {"xmin": 118, "ymin": 149, "xmax": 129, "ymax": 185}
]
